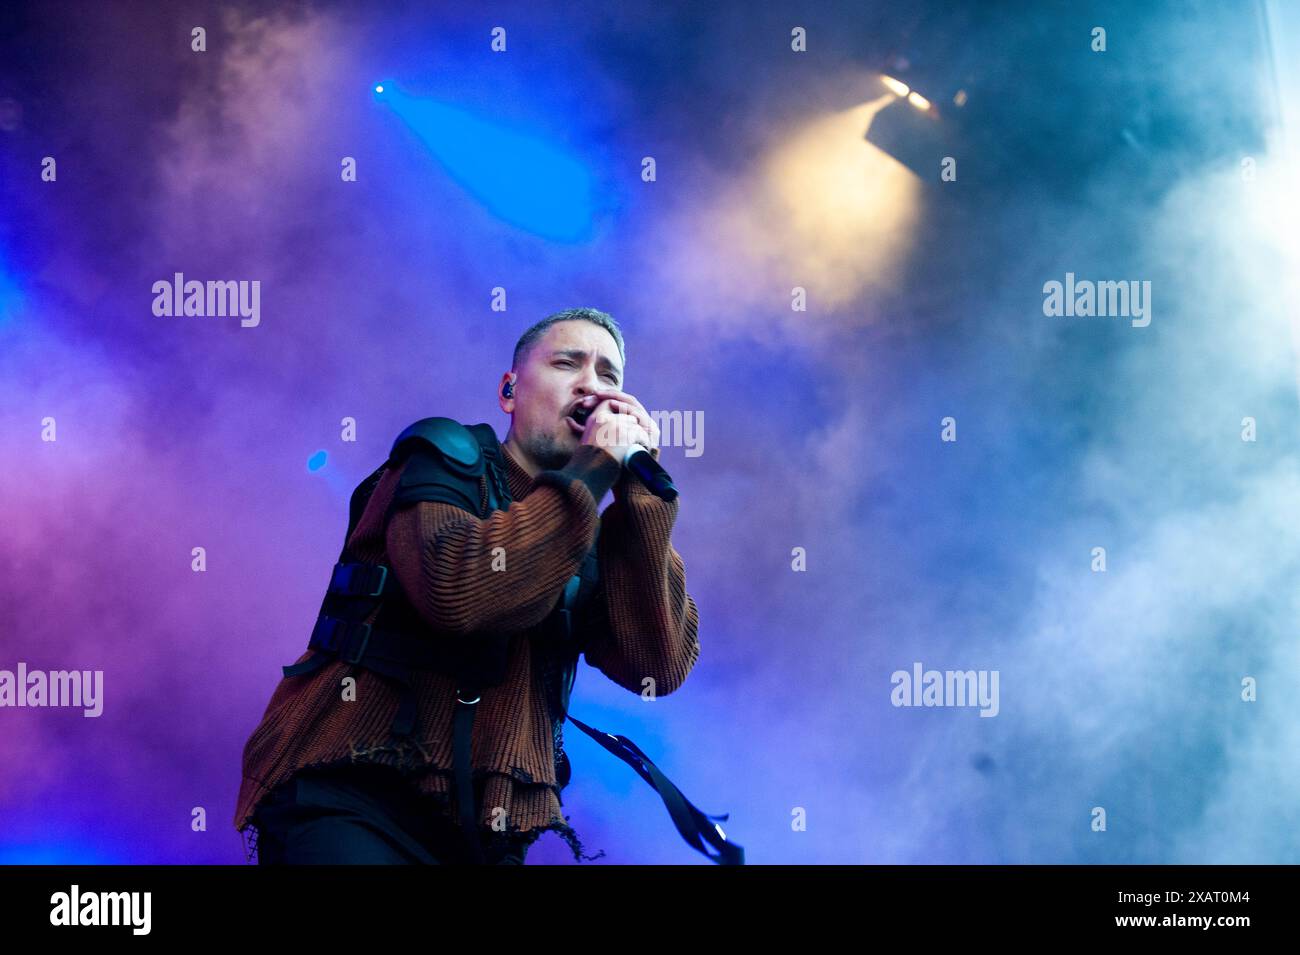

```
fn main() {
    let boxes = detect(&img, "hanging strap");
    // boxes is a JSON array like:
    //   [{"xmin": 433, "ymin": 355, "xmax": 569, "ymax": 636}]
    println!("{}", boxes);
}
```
[
  {"xmin": 553, "ymin": 561, "xmax": 745, "ymax": 866},
  {"xmin": 452, "ymin": 687, "xmax": 487, "ymax": 865},
  {"xmin": 564, "ymin": 713, "xmax": 744, "ymax": 866}
]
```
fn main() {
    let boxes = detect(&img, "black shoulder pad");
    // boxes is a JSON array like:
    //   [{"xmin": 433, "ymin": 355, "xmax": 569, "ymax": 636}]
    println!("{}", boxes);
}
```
[
  {"xmin": 389, "ymin": 417, "xmax": 482, "ymax": 470},
  {"xmin": 388, "ymin": 417, "xmax": 484, "ymax": 517}
]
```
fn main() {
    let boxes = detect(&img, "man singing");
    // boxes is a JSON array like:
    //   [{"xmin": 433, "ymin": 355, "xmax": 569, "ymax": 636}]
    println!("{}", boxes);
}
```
[{"xmin": 233, "ymin": 306, "xmax": 702, "ymax": 864}]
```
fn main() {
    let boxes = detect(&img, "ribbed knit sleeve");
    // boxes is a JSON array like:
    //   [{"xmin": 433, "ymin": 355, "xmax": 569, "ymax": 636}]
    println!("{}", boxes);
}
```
[
  {"xmin": 385, "ymin": 444, "xmax": 624, "ymax": 637},
  {"xmin": 581, "ymin": 448, "xmax": 701, "ymax": 696}
]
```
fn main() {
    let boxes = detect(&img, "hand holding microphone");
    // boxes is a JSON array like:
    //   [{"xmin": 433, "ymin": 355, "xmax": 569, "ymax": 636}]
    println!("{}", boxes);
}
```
[
  {"xmin": 572, "ymin": 390, "xmax": 678, "ymax": 502},
  {"xmin": 573, "ymin": 391, "xmax": 656, "ymax": 462}
]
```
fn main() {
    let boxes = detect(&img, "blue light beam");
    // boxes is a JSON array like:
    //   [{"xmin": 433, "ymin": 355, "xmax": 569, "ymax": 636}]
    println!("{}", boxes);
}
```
[{"xmin": 377, "ymin": 84, "xmax": 595, "ymax": 242}]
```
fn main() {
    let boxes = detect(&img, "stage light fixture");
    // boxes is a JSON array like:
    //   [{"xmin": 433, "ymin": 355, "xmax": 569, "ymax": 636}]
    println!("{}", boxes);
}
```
[{"xmin": 881, "ymin": 74, "xmax": 910, "ymax": 98}]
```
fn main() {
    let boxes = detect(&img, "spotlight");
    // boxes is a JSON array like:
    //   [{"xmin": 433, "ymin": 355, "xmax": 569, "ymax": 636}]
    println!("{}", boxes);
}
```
[
  {"xmin": 864, "ymin": 94, "xmax": 951, "ymax": 180},
  {"xmin": 375, "ymin": 84, "xmax": 384, "ymax": 93},
  {"xmin": 865, "ymin": 26, "xmax": 990, "ymax": 184},
  {"xmin": 881, "ymin": 75, "xmax": 910, "ymax": 98}
]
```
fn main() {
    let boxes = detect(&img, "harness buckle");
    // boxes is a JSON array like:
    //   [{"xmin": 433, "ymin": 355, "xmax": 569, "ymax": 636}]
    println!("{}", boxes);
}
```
[
  {"xmin": 342, "ymin": 622, "xmax": 372, "ymax": 665},
  {"xmin": 329, "ymin": 561, "xmax": 390, "ymax": 598}
]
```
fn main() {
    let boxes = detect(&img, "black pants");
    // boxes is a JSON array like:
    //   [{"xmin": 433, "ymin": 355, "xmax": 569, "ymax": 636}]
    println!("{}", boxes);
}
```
[{"xmin": 250, "ymin": 762, "xmax": 531, "ymax": 865}]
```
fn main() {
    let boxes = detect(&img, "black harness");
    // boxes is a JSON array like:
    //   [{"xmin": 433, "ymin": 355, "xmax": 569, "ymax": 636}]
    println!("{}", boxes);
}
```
[{"xmin": 280, "ymin": 417, "xmax": 743, "ymax": 865}]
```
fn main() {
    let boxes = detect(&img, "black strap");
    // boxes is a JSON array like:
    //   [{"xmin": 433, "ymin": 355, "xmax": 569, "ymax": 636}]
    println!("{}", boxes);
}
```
[
  {"xmin": 468, "ymin": 422, "xmax": 512, "ymax": 513},
  {"xmin": 285, "ymin": 613, "xmax": 452, "ymax": 674},
  {"xmin": 328, "ymin": 561, "xmax": 389, "ymax": 598},
  {"xmin": 281, "ymin": 652, "xmax": 331, "ymax": 680},
  {"xmin": 282, "ymin": 560, "xmax": 394, "ymax": 677},
  {"xmin": 565, "ymin": 713, "xmax": 744, "ymax": 866},
  {"xmin": 551, "ymin": 555, "xmax": 745, "ymax": 866},
  {"xmin": 390, "ymin": 685, "xmax": 418, "ymax": 738},
  {"xmin": 453, "ymin": 689, "xmax": 487, "ymax": 865}
]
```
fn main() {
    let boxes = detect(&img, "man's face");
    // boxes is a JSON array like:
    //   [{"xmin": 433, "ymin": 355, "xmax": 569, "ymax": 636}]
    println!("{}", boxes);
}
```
[{"xmin": 503, "ymin": 320, "xmax": 624, "ymax": 472}]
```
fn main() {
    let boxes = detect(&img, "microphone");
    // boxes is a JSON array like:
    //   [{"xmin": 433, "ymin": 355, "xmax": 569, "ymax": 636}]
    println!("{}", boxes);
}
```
[{"xmin": 622, "ymin": 444, "xmax": 678, "ymax": 502}]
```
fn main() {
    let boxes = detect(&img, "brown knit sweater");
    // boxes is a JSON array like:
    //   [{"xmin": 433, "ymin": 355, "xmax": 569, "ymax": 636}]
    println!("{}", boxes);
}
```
[{"xmin": 234, "ymin": 435, "xmax": 700, "ymax": 862}]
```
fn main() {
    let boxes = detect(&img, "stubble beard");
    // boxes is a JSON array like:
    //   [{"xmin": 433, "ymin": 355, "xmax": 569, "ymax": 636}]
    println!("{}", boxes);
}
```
[{"xmin": 523, "ymin": 427, "xmax": 576, "ymax": 473}]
